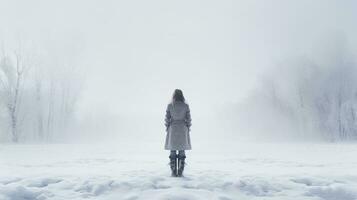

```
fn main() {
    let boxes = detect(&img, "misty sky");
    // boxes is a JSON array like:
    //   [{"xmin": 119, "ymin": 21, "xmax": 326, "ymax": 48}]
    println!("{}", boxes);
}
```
[{"xmin": 1, "ymin": 0, "xmax": 357, "ymax": 141}]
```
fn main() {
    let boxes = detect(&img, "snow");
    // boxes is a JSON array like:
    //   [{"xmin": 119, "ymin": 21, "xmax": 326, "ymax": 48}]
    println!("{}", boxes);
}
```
[{"xmin": 1, "ymin": 142, "xmax": 357, "ymax": 200}]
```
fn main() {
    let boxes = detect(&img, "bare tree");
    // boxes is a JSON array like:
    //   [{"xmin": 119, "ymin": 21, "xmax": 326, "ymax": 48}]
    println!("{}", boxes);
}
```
[
  {"xmin": 0, "ymin": 39, "xmax": 83, "ymax": 143},
  {"xmin": 0, "ymin": 49, "xmax": 30, "ymax": 142}
]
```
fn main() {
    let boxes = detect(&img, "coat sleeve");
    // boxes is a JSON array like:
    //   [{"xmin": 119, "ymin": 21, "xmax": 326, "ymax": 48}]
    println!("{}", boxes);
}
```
[
  {"xmin": 165, "ymin": 104, "xmax": 171, "ymax": 131},
  {"xmin": 185, "ymin": 104, "xmax": 192, "ymax": 130}
]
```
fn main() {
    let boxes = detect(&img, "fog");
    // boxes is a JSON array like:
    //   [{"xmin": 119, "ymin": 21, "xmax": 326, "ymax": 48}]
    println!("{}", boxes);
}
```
[{"xmin": 1, "ymin": 0, "xmax": 357, "ymax": 143}]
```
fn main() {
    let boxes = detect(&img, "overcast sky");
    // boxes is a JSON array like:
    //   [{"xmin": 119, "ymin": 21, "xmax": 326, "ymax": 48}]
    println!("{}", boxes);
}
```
[{"xmin": 1, "ymin": 0, "xmax": 357, "ymax": 141}]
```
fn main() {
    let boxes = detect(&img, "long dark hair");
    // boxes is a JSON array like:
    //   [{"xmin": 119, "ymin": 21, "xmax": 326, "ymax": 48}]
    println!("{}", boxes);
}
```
[{"xmin": 172, "ymin": 89, "xmax": 185, "ymax": 103}]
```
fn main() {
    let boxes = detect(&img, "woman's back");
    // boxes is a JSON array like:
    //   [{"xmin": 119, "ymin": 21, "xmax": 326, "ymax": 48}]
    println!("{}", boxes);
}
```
[{"xmin": 168, "ymin": 101, "xmax": 188, "ymax": 121}]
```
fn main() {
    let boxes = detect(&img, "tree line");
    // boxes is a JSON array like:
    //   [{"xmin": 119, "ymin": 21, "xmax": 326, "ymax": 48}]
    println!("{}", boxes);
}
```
[{"xmin": 0, "ymin": 41, "xmax": 82, "ymax": 142}]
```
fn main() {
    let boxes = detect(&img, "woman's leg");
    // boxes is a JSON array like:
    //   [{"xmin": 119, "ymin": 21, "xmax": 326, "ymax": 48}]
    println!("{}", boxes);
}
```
[
  {"xmin": 177, "ymin": 150, "xmax": 186, "ymax": 177},
  {"xmin": 178, "ymin": 150, "xmax": 185, "ymax": 157},
  {"xmin": 169, "ymin": 150, "xmax": 177, "ymax": 177},
  {"xmin": 170, "ymin": 150, "xmax": 177, "ymax": 157}
]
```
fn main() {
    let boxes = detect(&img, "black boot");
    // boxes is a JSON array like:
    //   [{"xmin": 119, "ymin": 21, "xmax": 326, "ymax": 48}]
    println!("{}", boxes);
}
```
[
  {"xmin": 169, "ymin": 154, "xmax": 177, "ymax": 177},
  {"xmin": 177, "ymin": 155, "xmax": 186, "ymax": 177}
]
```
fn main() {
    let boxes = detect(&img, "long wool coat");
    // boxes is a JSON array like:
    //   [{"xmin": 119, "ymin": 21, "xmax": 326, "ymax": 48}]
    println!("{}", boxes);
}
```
[{"xmin": 164, "ymin": 101, "xmax": 192, "ymax": 150}]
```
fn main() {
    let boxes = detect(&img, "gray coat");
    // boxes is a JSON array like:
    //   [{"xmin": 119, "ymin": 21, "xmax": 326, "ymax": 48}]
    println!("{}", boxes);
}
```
[{"xmin": 164, "ymin": 101, "xmax": 192, "ymax": 150}]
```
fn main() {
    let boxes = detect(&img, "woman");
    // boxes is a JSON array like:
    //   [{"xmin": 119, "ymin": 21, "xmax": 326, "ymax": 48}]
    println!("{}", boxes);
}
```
[{"xmin": 164, "ymin": 89, "xmax": 192, "ymax": 177}]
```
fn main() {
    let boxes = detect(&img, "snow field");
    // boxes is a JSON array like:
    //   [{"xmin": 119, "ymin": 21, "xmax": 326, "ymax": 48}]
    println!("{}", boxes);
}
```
[{"xmin": 1, "ymin": 142, "xmax": 357, "ymax": 200}]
